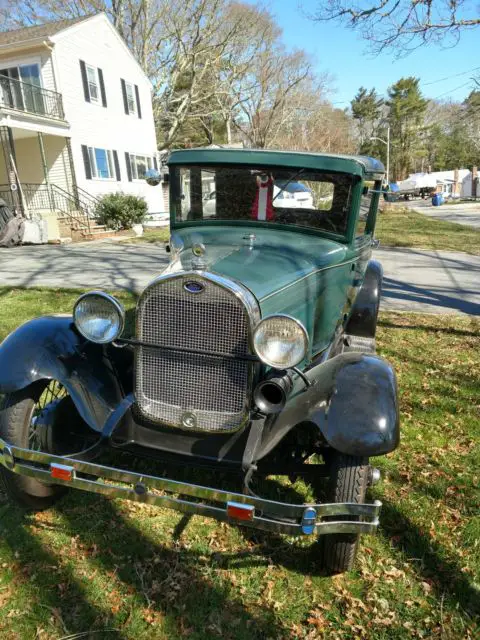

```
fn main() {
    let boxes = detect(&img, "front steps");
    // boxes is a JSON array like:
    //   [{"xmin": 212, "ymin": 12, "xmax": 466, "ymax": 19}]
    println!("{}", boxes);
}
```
[{"xmin": 57, "ymin": 214, "xmax": 130, "ymax": 243}]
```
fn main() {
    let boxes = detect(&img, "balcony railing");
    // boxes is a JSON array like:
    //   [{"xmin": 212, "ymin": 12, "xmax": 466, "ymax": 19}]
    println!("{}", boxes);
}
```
[{"xmin": 0, "ymin": 75, "xmax": 65, "ymax": 120}]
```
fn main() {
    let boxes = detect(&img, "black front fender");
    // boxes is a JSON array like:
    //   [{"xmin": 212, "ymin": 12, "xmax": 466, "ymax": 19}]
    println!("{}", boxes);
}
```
[
  {"xmin": 0, "ymin": 316, "xmax": 125, "ymax": 432},
  {"xmin": 346, "ymin": 259, "xmax": 383, "ymax": 338},
  {"xmin": 259, "ymin": 352, "xmax": 399, "ymax": 459}
]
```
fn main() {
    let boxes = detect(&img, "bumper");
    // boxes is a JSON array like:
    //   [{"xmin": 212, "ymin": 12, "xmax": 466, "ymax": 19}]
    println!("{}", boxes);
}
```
[{"xmin": 0, "ymin": 438, "xmax": 381, "ymax": 536}]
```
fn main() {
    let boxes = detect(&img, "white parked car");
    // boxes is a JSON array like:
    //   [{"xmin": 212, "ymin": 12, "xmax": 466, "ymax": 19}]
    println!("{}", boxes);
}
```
[
  {"xmin": 203, "ymin": 181, "xmax": 314, "ymax": 216},
  {"xmin": 273, "ymin": 181, "xmax": 314, "ymax": 209}
]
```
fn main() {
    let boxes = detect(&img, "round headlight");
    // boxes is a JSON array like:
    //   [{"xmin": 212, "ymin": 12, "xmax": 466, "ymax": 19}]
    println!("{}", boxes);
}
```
[
  {"xmin": 73, "ymin": 292, "xmax": 125, "ymax": 344},
  {"xmin": 253, "ymin": 315, "xmax": 308, "ymax": 369}
]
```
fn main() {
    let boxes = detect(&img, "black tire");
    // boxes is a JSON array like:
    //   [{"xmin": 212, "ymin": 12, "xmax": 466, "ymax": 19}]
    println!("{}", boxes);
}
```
[
  {"xmin": 0, "ymin": 381, "xmax": 67, "ymax": 510},
  {"xmin": 322, "ymin": 453, "xmax": 369, "ymax": 574}
]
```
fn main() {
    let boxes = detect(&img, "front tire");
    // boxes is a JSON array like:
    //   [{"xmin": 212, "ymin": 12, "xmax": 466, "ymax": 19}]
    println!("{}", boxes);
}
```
[
  {"xmin": 322, "ymin": 453, "xmax": 369, "ymax": 573},
  {"xmin": 0, "ymin": 381, "xmax": 67, "ymax": 510}
]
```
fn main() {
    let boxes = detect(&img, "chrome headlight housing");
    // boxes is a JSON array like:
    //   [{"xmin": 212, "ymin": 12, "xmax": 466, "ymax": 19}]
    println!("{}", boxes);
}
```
[
  {"xmin": 73, "ymin": 292, "xmax": 125, "ymax": 344},
  {"xmin": 253, "ymin": 315, "xmax": 308, "ymax": 369}
]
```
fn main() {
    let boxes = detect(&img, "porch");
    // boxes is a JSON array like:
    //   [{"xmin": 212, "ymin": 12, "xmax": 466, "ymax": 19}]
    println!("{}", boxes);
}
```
[{"xmin": 0, "ymin": 125, "xmax": 100, "ymax": 241}]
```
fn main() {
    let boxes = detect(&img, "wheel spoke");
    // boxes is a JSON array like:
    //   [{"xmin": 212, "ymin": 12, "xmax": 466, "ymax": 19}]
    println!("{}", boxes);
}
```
[{"xmin": 28, "ymin": 382, "xmax": 66, "ymax": 452}]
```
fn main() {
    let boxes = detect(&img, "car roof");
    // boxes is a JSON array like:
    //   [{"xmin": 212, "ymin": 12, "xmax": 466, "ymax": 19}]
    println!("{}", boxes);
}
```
[{"xmin": 168, "ymin": 148, "xmax": 385, "ymax": 178}]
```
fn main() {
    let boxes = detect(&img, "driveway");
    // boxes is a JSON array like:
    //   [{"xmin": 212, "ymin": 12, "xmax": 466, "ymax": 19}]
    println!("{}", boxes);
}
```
[
  {"xmin": 405, "ymin": 199, "xmax": 480, "ymax": 228},
  {"xmin": 0, "ymin": 240, "xmax": 479, "ymax": 315}
]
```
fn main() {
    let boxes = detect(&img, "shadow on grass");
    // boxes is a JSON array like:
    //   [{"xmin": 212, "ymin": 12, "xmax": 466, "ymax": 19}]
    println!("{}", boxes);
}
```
[
  {"xmin": 1, "ymin": 491, "xmax": 293, "ymax": 639},
  {"xmin": 380, "ymin": 502, "xmax": 480, "ymax": 617},
  {"xmin": 378, "ymin": 319, "xmax": 480, "ymax": 338},
  {"xmin": 0, "ymin": 503, "xmax": 126, "ymax": 639},
  {"xmin": 55, "ymin": 494, "xmax": 291, "ymax": 640}
]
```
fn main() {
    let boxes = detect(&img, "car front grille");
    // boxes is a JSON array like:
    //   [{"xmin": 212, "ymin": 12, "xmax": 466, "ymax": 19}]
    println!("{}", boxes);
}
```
[{"xmin": 134, "ymin": 273, "xmax": 255, "ymax": 432}]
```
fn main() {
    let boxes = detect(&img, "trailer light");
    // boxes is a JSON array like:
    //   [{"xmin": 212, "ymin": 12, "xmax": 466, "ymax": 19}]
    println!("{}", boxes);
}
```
[
  {"xmin": 50, "ymin": 463, "xmax": 75, "ymax": 482},
  {"xmin": 226, "ymin": 501, "xmax": 255, "ymax": 522}
]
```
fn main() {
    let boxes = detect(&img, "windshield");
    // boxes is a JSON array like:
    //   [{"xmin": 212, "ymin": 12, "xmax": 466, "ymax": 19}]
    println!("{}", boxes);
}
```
[{"xmin": 171, "ymin": 165, "xmax": 354, "ymax": 236}]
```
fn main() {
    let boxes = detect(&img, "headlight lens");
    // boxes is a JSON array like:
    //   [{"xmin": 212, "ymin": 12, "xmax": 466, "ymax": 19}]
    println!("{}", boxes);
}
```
[
  {"xmin": 253, "ymin": 315, "xmax": 308, "ymax": 369},
  {"xmin": 73, "ymin": 292, "xmax": 125, "ymax": 344}
]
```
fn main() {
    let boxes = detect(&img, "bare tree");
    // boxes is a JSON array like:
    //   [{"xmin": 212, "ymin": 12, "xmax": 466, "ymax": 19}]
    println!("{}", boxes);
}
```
[
  {"xmin": 309, "ymin": 0, "xmax": 480, "ymax": 54},
  {"xmin": 1, "ymin": 0, "xmax": 340, "ymax": 150},
  {"xmin": 210, "ymin": 2, "xmax": 281, "ymax": 144},
  {"xmin": 273, "ymin": 88, "xmax": 355, "ymax": 154},
  {"xmin": 233, "ymin": 48, "xmax": 312, "ymax": 148}
]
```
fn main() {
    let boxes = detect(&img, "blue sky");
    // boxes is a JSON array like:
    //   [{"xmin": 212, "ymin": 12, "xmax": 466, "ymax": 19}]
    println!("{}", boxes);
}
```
[{"xmin": 248, "ymin": 0, "xmax": 479, "ymax": 108}]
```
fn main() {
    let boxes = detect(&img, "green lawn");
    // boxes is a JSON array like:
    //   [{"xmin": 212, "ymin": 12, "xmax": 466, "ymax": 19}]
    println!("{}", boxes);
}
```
[
  {"xmin": 123, "ymin": 227, "xmax": 170, "ymax": 244},
  {"xmin": 0, "ymin": 288, "xmax": 479, "ymax": 639},
  {"xmin": 376, "ymin": 205, "xmax": 480, "ymax": 255}
]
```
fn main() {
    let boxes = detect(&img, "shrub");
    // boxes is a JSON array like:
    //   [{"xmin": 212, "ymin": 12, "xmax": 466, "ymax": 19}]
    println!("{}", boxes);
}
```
[{"xmin": 94, "ymin": 192, "xmax": 148, "ymax": 231}]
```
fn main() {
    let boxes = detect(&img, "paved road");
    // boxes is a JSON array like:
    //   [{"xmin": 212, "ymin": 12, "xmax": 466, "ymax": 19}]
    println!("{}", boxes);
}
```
[
  {"xmin": 406, "ymin": 199, "xmax": 480, "ymax": 228},
  {"xmin": 0, "ymin": 240, "xmax": 479, "ymax": 315}
]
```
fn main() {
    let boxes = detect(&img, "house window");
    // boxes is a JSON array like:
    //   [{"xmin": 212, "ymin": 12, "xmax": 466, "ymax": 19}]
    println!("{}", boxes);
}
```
[
  {"xmin": 86, "ymin": 65, "xmax": 99, "ymax": 103},
  {"xmin": 125, "ymin": 81, "xmax": 136, "ymax": 115},
  {"xmin": 0, "ymin": 63, "xmax": 43, "ymax": 113},
  {"xmin": 129, "ymin": 154, "xmax": 152, "ymax": 180},
  {"xmin": 88, "ymin": 147, "xmax": 114, "ymax": 179}
]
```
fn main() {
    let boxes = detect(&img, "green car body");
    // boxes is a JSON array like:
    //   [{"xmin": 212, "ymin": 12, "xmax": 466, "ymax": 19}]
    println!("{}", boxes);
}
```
[
  {"xmin": 167, "ymin": 149, "xmax": 384, "ymax": 359},
  {"xmin": 0, "ymin": 148, "xmax": 399, "ymax": 574}
]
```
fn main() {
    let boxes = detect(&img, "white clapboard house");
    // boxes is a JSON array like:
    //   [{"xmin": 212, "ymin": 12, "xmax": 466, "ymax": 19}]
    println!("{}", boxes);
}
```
[{"xmin": 0, "ymin": 13, "xmax": 165, "ymax": 241}]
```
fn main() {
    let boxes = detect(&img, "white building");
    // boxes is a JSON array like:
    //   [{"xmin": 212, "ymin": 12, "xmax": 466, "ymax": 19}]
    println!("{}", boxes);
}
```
[
  {"xmin": 0, "ymin": 13, "xmax": 164, "ymax": 241},
  {"xmin": 398, "ymin": 169, "xmax": 475, "ymax": 198}
]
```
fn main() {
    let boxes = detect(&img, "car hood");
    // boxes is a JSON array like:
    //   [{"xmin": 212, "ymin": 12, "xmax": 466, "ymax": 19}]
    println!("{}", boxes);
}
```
[{"xmin": 164, "ymin": 225, "xmax": 347, "ymax": 303}]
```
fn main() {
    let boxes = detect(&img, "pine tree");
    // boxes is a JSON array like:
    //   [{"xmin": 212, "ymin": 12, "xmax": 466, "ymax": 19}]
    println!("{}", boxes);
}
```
[
  {"xmin": 386, "ymin": 77, "xmax": 427, "ymax": 180},
  {"xmin": 350, "ymin": 87, "xmax": 384, "ymax": 150}
]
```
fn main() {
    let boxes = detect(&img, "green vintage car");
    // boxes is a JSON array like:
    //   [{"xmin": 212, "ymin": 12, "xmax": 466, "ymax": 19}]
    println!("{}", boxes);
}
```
[{"xmin": 0, "ymin": 149, "xmax": 399, "ymax": 574}]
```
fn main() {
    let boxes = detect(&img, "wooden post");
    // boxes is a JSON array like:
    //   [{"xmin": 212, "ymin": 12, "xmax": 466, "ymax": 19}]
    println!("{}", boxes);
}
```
[
  {"xmin": 472, "ymin": 166, "xmax": 478, "ymax": 198},
  {"xmin": 38, "ymin": 132, "xmax": 55, "ymax": 212},
  {"xmin": 65, "ymin": 137, "xmax": 80, "ymax": 209}
]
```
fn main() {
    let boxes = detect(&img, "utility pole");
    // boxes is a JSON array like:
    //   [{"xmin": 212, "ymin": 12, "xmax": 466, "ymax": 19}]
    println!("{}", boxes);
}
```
[{"xmin": 370, "ymin": 126, "xmax": 390, "ymax": 184}]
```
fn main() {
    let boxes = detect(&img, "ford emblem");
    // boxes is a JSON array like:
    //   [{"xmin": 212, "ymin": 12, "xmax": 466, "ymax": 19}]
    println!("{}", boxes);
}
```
[{"xmin": 184, "ymin": 281, "xmax": 204, "ymax": 294}]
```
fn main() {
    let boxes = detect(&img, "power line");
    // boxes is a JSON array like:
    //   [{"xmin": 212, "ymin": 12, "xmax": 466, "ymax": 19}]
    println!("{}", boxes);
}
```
[
  {"xmin": 432, "ymin": 81, "xmax": 473, "ymax": 100},
  {"xmin": 335, "ymin": 70, "xmax": 479, "ymax": 109},
  {"xmin": 422, "ymin": 65, "xmax": 480, "ymax": 87}
]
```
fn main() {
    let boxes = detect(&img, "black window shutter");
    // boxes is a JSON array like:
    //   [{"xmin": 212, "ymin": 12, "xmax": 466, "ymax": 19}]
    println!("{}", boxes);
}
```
[
  {"xmin": 79, "ymin": 60, "xmax": 90, "ymax": 103},
  {"xmin": 113, "ymin": 151, "xmax": 121, "ymax": 181},
  {"xmin": 153, "ymin": 157, "xmax": 158, "ymax": 171},
  {"xmin": 81, "ymin": 145, "xmax": 92, "ymax": 179},
  {"xmin": 125, "ymin": 152, "xmax": 132, "ymax": 181},
  {"xmin": 134, "ymin": 84, "xmax": 142, "ymax": 119},
  {"xmin": 98, "ymin": 68, "xmax": 107, "ymax": 107},
  {"xmin": 121, "ymin": 79, "xmax": 129, "ymax": 115}
]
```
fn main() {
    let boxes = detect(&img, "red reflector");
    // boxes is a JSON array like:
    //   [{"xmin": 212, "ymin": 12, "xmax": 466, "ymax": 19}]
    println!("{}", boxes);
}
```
[
  {"xmin": 226, "ymin": 501, "xmax": 255, "ymax": 522},
  {"xmin": 50, "ymin": 463, "xmax": 74, "ymax": 482}
]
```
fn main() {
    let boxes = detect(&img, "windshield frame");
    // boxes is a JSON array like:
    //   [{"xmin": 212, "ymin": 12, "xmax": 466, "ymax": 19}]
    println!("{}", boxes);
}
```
[{"xmin": 169, "ymin": 163, "xmax": 362, "ymax": 243}]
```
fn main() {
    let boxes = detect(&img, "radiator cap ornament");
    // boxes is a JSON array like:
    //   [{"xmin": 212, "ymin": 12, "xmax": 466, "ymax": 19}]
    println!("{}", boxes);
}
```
[
  {"xmin": 191, "ymin": 243, "xmax": 207, "ymax": 270},
  {"xmin": 184, "ymin": 281, "xmax": 204, "ymax": 294}
]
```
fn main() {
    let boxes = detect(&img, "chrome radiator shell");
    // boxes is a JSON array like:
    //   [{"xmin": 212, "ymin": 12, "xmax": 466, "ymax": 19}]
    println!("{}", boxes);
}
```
[{"xmin": 134, "ymin": 271, "xmax": 260, "ymax": 433}]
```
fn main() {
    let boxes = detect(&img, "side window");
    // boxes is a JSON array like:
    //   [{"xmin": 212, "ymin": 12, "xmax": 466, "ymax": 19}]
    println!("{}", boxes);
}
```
[
  {"xmin": 121, "ymin": 79, "xmax": 142, "ymax": 118},
  {"xmin": 357, "ymin": 184, "xmax": 373, "ymax": 236},
  {"xmin": 178, "ymin": 169, "xmax": 216, "ymax": 220},
  {"xmin": 80, "ymin": 60, "xmax": 107, "ymax": 107},
  {"xmin": 86, "ymin": 65, "xmax": 99, "ymax": 102},
  {"xmin": 87, "ymin": 147, "xmax": 114, "ymax": 179},
  {"xmin": 128, "ymin": 154, "xmax": 153, "ymax": 180},
  {"xmin": 125, "ymin": 82, "xmax": 136, "ymax": 114}
]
